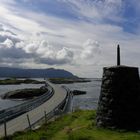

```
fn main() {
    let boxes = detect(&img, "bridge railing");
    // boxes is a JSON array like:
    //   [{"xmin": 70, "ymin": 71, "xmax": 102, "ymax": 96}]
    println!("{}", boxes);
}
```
[
  {"xmin": 0, "ymin": 85, "xmax": 54, "ymax": 123},
  {"xmin": 0, "ymin": 84, "xmax": 71, "ymax": 138},
  {"xmin": 30, "ymin": 85, "xmax": 70, "ymax": 128}
]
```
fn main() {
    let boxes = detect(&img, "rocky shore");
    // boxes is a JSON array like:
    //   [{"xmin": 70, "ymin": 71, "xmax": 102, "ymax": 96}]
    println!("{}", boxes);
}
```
[
  {"xmin": 0, "ymin": 78, "xmax": 45, "ymax": 85},
  {"xmin": 49, "ymin": 78, "xmax": 91, "ymax": 84},
  {"xmin": 1, "ymin": 86, "xmax": 48, "ymax": 100},
  {"xmin": 72, "ymin": 90, "xmax": 86, "ymax": 95}
]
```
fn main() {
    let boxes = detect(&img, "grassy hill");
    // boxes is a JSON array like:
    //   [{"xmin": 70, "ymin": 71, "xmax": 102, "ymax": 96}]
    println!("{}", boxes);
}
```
[{"xmin": 2, "ymin": 110, "xmax": 140, "ymax": 140}]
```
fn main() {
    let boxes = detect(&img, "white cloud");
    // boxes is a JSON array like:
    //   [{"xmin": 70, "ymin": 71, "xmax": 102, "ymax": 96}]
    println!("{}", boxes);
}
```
[
  {"xmin": 57, "ymin": 47, "xmax": 74, "ymax": 62},
  {"xmin": 81, "ymin": 39, "xmax": 101, "ymax": 59},
  {"xmin": 32, "ymin": 40, "xmax": 74, "ymax": 65},
  {"xmin": 0, "ymin": 30, "xmax": 20, "ymax": 43},
  {"xmin": 60, "ymin": 0, "xmax": 123, "ymax": 22},
  {"xmin": 0, "ymin": 0, "xmax": 139, "ymax": 77},
  {"xmin": 0, "ymin": 25, "xmax": 74, "ymax": 66},
  {"xmin": 1, "ymin": 38, "xmax": 14, "ymax": 48},
  {"xmin": 24, "ymin": 43, "xmax": 38, "ymax": 54}
]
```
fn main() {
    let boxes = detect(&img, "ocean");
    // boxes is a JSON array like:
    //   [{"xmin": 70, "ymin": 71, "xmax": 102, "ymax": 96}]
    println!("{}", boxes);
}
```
[
  {"xmin": 61, "ymin": 79, "xmax": 101, "ymax": 110},
  {"xmin": 0, "ymin": 79, "xmax": 101, "ymax": 110}
]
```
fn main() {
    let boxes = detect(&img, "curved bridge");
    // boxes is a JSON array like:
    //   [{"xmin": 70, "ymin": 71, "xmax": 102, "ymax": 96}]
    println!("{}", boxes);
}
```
[{"xmin": 0, "ymin": 81, "xmax": 68, "ymax": 137}]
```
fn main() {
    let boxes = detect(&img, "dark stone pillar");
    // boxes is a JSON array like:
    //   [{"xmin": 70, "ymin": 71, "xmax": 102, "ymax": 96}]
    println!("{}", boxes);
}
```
[
  {"xmin": 96, "ymin": 66, "xmax": 140, "ymax": 130},
  {"xmin": 117, "ymin": 45, "xmax": 120, "ymax": 66}
]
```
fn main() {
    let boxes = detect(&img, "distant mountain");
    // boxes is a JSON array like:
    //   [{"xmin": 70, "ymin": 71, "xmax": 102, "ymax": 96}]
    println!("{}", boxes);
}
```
[{"xmin": 0, "ymin": 67, "xmax": 77, "ymax": 78}]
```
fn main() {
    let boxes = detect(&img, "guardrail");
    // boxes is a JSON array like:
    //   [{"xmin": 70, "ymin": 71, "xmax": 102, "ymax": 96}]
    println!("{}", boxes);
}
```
[
  {"xmin": 30, "ymin": 85, "xmax": 71, "ymax": 128},
  {"xmin": 0, "ymin": 85, "xmax": 54, "ymax": 124},
  {"xmin": 59, "ymin": 86, "xmax": 71, "ymax": 112},
  {"xmin": 0, "ymin": 84, "xmax": 71, "ymax": 138}
]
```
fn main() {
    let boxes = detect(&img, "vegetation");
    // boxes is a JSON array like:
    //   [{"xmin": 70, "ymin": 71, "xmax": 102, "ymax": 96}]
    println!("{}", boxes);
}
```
[
  {"xmin": 49, "ymin": 78, "xmax": 91, "ymax": 84},
  {"xmin": 2, "ymin": 110, "xmax": 140, "ymax": 140},
  {"xmin": 0, "ymin": 78, "xmax": 45, "ymax": 85},
  {"xmin": 0, "ymin": 78, "xmax": 91, "ymax": 85},
  {"xmin": 1, "ymin": 87, "xmax": 48, "ymax": 99}
]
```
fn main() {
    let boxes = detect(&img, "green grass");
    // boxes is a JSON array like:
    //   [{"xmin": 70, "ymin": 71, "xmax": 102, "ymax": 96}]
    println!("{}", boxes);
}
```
[
  {"xmin": 2, "ymin": 110, "xmax": 140, "ymax": 140},
  {"xmin": 49, "ymin": 78, "xmax": 91, "ymax": 84}
]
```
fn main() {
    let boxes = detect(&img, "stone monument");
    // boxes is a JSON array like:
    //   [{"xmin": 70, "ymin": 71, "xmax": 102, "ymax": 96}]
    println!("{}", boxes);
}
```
[{"xmin": 96, "ymin": 45, "xmax": 140, "ymax": 130}]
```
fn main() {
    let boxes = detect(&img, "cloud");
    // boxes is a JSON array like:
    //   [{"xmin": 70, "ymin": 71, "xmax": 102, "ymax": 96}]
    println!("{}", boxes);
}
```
[
  {"xmin": 81, "ymin": 39, "xmax": 101, "ymax": 59},
  {"xmin": 0, "ymin": 25, "xmax": 20, "ymax": 43},
  {"xmin": 0, "ymin": 0, "xmax": 139, "ymax": 77},
  {"xmin": 0, "ymin": 25, "xmax": 74, "ymax": 66},
  {"xmin": 23, "ymin": 43, "xmax": 38, "ymax": 54},
  {"xmin": 59, "ymin": 0, "xmax": 124, "ymax": 22},
  {"xmin": 0, "ymin": 38, "xmax": 14, "ymax": 48},
  {"xmin": 56, "ymin": 47, "xmax": 74, "ymax": 63},
  {"xmin": 28, "ymin": 40, "xmax": 74, "ymax": 65}
]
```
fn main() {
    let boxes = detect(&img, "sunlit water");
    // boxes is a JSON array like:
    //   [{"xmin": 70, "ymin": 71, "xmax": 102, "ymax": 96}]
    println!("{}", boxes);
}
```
[
  {"xmin": 61, "ymin": 79, "xmax": 101, "ymax": 110},
  {"xmin": 0, "ymin": 78, "xmax": 101, "ymax": 111},
  {"xmin": 0, "ymin": 84, "xmax": 44, "ymax": 110}
]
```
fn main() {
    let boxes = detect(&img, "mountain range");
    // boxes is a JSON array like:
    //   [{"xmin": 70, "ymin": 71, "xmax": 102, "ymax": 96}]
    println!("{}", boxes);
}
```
[{"xmin": 0, "ymin": 67, "xmax": 77, "ymax": 78}]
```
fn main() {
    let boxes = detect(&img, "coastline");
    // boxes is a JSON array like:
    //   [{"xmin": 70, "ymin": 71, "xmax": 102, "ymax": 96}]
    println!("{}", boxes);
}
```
[
  {"xmin": 1, "ymin": 86, "xmax": 48, "ymax": 100},
  {"xmin": 48, "ymin": 78, "xmax": 91, "ymax": 84},
  {"xmin": 0, "ymin": 78, "xmax": 92, "ymax": 85},
  {"xmin": 0, "ymin": 78, "xmax": 45, "ymax": 85}
]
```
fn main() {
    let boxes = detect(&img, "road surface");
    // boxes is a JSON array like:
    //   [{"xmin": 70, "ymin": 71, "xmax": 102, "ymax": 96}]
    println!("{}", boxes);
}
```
[{"xmin": 0, "ymin": 81, "xmax": 67, "ymax": 137}]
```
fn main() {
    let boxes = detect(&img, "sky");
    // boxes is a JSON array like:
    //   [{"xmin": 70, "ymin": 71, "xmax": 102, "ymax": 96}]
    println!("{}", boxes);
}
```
[{"xmin": 0, "ymin": 0, "xmax": 140, "ymax": 78}]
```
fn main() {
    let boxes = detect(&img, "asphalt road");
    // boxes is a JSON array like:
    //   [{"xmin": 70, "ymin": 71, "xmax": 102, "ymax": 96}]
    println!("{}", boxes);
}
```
[{"xmin": 0, "ymin": 82, "xmax": 67, "ymax": 137}]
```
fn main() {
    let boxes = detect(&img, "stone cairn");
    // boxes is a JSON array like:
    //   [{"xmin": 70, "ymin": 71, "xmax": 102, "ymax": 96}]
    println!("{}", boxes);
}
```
[{"xmin": 96, "ymin": 45, "xmax": 140, "ymax": 130}]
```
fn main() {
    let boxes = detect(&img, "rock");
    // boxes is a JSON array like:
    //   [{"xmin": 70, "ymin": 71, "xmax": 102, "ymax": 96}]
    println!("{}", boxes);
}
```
[
  {"xmin": 72, "ymin": 90, "xmax": 86, "ymax": 95},
  {"xmin": 1, "ymin": 87, "xmax": 48, "ymax": 100}
]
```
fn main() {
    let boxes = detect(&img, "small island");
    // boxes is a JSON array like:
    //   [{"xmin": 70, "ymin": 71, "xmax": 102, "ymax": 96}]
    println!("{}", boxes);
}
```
[
  {"xmin": 72, "ymin": 90, "xmax": 86, "ymax": 95},
  {"xmin": 0, "ymin": 78, "xmax": 45, "ymax": 85},
  {"xmin": 48, "ymin": 78, "xmax": 91, "ymax": 84},
  {"xmin": 0, "ymin": 78, "xmax": 91, "ymax": 85},
  {"xmin": 1, "ymin": 87, "xmax": 48, "ymax": 100}
]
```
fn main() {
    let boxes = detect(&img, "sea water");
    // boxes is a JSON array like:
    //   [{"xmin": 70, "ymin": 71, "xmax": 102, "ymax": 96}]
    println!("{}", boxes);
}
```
[
  {"xmin": 61, "ymin": 79, "xmax": 101, "ymax": 110},
  {"xmin": 0, "ymin": 84, "xmax": 44, "ymax": 110},
  {"xmin": 0, "ymin": 79, "xmax": 101, "ymax": 110}
]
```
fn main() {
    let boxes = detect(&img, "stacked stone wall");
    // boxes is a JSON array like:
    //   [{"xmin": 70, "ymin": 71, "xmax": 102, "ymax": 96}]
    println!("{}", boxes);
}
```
[{"xmin": 96, "ymin": 66, "xmax": 140, "ymax": 130}]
